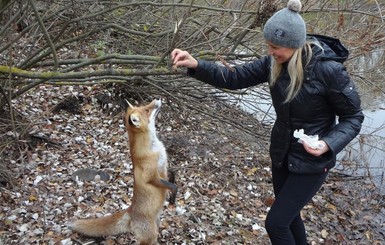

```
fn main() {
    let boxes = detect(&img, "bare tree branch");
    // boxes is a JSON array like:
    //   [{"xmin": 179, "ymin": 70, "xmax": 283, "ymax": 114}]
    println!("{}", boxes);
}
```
[
  {"xmin": 0, "ymin": 0, "xmax": 384, "ymax": 139},
  {"xmin": 0, "ymin": 65, "xmax": 173, "ymax": 79}
]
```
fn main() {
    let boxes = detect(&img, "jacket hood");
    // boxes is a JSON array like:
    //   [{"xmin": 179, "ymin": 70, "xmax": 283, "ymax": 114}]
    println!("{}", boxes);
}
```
[{"xmin": 307, "ymin": 34, "xmax": 349, "ymax": 63}]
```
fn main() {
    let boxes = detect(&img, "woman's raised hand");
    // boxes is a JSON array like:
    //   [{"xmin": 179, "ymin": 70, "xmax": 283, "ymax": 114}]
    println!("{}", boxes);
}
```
[{"xmin": 171, "ymin": 49, "xmax": 198, "ymax": 69}]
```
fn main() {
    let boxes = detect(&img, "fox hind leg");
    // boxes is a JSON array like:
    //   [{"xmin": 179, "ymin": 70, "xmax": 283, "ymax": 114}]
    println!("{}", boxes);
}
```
[{"xmin": 133, "ymin": 221, "xmax": 159, "ymax": 245}]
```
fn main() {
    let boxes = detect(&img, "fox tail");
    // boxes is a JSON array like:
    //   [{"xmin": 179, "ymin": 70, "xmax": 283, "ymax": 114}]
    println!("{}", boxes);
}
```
[{"xmin": 68, "ymin": 209, "xmax": 131, "ymax": 237}]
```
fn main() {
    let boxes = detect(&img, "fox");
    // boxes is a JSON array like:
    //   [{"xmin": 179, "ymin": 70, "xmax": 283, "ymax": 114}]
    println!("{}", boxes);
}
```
[{"xmin": 68, "ymin": 98, "xmax": 177, "ymax": 245}]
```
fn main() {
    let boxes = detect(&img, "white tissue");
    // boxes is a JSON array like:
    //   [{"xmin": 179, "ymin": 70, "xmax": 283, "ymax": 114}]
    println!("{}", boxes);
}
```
[{"xmin": 293, "ymin": 129, "xmax": 324, "ymax": 149}]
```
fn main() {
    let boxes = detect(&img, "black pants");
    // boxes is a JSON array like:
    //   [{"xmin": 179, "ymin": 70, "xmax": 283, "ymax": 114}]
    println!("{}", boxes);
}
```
[{"xmin": 265, "ymin": 164, "xmax": 328, "ymax": 245}]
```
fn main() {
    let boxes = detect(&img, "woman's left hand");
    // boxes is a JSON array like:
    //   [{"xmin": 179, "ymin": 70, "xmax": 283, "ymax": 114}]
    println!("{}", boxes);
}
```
[{"xmin": 303, "ymin": 140, "xmax": 329, "ymax": 157}]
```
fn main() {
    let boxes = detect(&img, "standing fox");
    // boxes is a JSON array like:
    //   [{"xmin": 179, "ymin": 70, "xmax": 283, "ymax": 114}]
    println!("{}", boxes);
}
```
[{"xmin": 68, "ymin": 99, "xmax": 177, "ymax": 245}]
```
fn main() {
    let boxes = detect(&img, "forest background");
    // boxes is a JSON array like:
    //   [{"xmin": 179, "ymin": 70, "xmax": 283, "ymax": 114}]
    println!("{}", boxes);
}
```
[{"xmin": 0, "ymin": 0, "xmax": 384, "ymax": 244}]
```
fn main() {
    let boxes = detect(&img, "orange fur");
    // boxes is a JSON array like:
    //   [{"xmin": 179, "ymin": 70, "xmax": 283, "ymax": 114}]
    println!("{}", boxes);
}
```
[{"xmin": 68, "ymin": 99, "xmax": 177, "ymax": 245}]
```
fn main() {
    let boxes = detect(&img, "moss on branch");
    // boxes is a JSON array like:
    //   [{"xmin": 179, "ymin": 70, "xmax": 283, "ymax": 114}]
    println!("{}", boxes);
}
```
[{"xmin": 0, "ymin": 65, "xmax": 172, "ymax": 80}]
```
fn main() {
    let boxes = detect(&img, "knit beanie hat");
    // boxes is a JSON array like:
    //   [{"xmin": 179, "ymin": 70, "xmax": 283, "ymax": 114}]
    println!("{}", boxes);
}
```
[{"xmin": 263, "ymin": 0, "xmax": 306, "ymax": 49}]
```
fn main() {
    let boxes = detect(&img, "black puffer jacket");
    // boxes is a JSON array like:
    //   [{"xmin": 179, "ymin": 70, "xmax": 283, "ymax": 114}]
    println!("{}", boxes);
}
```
[{"xmin": 187, "ymin": 35, "xmax": 364, "ymax": 174}]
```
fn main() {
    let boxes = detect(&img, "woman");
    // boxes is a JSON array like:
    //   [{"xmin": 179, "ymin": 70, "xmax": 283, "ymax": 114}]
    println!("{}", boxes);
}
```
[{"xmin": 171, "ymin": 0, "xmax": 364, "ymax": 244}]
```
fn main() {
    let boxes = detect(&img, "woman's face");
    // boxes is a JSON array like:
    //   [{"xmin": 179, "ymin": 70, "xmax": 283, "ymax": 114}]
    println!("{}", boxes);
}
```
[{"xmin": 266, "ymin": 41, "xmax": 296, "ymax": 64}]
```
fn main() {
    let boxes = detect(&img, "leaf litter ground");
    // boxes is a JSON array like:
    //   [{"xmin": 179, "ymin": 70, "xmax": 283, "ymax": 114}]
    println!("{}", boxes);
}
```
[{"xmin": 0, "ymin": 85, "xmax": 384, "ymax": 245}]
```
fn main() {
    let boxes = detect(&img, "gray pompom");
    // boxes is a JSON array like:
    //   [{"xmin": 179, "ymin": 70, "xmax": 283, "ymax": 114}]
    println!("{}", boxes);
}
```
[{"xmin": 287, "ymin": 0, "xmax": 302, "ymax": 12}]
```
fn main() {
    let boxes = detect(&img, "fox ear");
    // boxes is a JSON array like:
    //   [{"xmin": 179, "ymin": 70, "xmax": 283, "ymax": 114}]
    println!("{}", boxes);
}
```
[
  {"xmin": 125, "ymin": 99, "xmax": 134, "ymax": 108},
  {"xmin": 129, "ymin": 114, "xmax": 141, "ymax": 127}
]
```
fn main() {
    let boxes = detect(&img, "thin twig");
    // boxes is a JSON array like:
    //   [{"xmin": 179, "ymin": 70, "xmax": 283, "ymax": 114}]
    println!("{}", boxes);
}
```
[{"xmin": 29, "ymin": 0, "xmax": 58, "ymax": 71}]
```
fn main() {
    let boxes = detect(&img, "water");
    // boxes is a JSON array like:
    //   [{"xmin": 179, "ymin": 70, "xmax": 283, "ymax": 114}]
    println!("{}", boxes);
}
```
[{"xmin": 337, "ymin": 98, "xmax": 385, "ymax": 192}]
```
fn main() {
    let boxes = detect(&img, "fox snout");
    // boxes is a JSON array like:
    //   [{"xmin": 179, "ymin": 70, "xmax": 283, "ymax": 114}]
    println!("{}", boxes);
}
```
[
  {"xmin": 153, "ymin": 99, "xmax": 162, "ymax": 115},
  {"xmin": 153, "ymin": 98, "xmax": 162, "ymax": 109}
]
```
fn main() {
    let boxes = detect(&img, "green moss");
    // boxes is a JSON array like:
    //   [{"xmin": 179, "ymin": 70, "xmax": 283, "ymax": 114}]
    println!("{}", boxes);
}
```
[
  {"xmin": 0, "ymin": 65, "xmax": 60, "ymax": 78},
  {"xmin": 0, "ymin": 66, "xmax": 27, "ymax": 76}
]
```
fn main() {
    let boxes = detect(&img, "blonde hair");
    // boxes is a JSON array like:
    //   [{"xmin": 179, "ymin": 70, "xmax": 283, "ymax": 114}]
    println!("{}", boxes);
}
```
[{"xmin": 269, "ymin": 42, "xmax": 313, "ymax": 103}]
